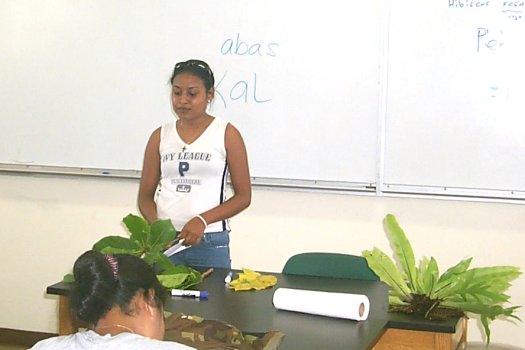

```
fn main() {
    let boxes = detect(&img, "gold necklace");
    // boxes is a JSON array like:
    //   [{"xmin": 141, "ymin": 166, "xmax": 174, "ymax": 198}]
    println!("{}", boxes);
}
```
[{"xmin": 95, "ymin": 324, "xmax": 135, "ymax": 334}]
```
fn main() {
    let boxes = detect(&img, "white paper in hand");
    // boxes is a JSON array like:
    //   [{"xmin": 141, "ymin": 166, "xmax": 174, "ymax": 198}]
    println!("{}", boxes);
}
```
[{"xmin": 163, "ymin": 239, "xmax": 190, "ymax": 257}]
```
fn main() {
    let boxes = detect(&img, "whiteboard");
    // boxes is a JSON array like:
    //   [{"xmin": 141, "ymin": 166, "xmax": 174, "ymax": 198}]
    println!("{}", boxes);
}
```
[
  {"xmin": 0, "ymin": 0, "xmax": 384, "ymax": 188},
  {"xmin": 384, "ymin": 0, "xmax": 525, "ymax": 198},
  {"xmin": 2, "ymin": 1, "xmax": 525, "ymax": 201}
]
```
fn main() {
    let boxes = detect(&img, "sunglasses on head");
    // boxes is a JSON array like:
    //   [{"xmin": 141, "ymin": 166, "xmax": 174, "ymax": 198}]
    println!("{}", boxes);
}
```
[{"xmin": 174, "ymin": 60, "xmax": 213, "ymax": 77}]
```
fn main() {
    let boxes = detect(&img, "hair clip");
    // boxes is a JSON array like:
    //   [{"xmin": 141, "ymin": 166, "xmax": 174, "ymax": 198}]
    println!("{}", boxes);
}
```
[{"xmin": 104, "ymin": 254, "xmax": 119, "ymax": 280}]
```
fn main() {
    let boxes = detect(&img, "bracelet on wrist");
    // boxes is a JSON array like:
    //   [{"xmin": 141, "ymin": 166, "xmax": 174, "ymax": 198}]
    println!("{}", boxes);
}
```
[{"xmin": 195, "ymin": 214, "xmax": 208, "ymax": 229}]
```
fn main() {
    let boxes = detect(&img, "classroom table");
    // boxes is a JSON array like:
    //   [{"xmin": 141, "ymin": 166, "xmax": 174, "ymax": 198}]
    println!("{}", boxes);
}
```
[
  {"xmin": 48, "ymin": 269, "xmax": 388, "ymax": 349},
  {"xmin": 46, "ymin": 269, "xmax": 466, "ymax": 350}
]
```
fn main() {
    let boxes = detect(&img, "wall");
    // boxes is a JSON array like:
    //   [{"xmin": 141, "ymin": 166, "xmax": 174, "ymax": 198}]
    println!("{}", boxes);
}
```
[{"xmin": 1, "ymin": 173, "xmax": 523, "ymax": 346}]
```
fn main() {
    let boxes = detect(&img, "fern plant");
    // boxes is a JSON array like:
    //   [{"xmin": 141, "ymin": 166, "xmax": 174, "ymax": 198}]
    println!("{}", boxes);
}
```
[{"xmin": 362, "ymin": 214, "xmax": 521, "ymax": 344}]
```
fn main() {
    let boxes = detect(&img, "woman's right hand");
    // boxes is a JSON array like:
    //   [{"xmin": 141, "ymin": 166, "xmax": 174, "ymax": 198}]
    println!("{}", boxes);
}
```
[{"xmin": 178, "ymin": 217, "xmax": 206, "ymax": 246}]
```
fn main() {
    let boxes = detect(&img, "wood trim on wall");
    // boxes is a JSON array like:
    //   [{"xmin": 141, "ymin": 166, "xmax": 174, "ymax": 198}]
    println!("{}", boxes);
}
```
[{"xmin": 0, "ymin": 328, "xmax": 56, "ymax": 347}]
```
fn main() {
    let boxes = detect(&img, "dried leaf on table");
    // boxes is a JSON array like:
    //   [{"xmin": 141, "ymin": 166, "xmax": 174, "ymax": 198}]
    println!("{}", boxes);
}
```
[{"xmin": 229, "ymin": 268, "xmax": 278, "ymax": 291}]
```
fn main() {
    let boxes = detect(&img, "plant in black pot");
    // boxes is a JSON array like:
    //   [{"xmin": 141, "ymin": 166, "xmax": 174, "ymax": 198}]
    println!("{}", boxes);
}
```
[{"xmin": 363, "ymin": 214, "xmax": 522, "ymax": 345}]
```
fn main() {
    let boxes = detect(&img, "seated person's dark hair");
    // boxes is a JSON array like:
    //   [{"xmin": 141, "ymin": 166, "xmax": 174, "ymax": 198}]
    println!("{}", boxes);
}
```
[{"xmin": 70, "ymin": 250, "xmax": 168, "ymax": 325}]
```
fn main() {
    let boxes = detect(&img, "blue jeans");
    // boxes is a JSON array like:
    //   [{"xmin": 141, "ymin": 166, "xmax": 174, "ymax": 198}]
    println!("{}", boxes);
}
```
[{"xmin": 169, "ymin": 230, "xmax": 231, "ymax": 269}]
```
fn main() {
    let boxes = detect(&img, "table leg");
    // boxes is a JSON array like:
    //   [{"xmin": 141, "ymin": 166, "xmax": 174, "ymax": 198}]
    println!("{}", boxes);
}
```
[{"xmin": 58, "ymin": 296, "xmax": 78, "ymax": 335}]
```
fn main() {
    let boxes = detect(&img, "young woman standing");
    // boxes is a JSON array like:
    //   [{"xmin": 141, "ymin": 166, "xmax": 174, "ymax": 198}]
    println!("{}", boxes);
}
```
[{"xmin": 138, "ymin": 59, "xmax": 251, "ymax": 269}]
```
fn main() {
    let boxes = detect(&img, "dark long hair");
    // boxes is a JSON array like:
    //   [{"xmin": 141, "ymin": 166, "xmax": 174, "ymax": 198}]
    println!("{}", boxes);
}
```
[{"xmin": 69, "ymin": 250, "xmax": 168, "ymax": 325}]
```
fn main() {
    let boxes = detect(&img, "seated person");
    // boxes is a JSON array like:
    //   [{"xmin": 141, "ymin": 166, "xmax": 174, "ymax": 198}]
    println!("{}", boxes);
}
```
[{"xmin": 31, "ymin": 250, "xmax": 195, "ymax": 349}]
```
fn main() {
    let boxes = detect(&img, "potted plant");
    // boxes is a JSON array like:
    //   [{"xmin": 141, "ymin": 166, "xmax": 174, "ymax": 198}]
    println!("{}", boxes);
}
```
[
  {"xmin": 65, "ymin": 214, "xmax": 202, "ymax": 289},
  {"xmin": 362, "ymin": 214, "xmax": 521, "ymax": 344}
]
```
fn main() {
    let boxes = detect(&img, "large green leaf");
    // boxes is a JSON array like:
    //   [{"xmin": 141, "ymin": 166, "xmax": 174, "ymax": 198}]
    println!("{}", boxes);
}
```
[
  {"xmin": 434, "ymin": 275, "xmax": 464, "ymax": 297},
  {"xmin": 63, "ymin": 273, "xmax": 75, "ymax": 283},
  {"xmin": 123, "ymin": 213, "xmax": 150, "ymax": 246},
  {"xmin": 442, "ymin": 266, "xmax": 521, "ymax": 305},
  {"xmin": 150, "ymin": 219, "xmax": 178, "ymax": 248},
  {"xmin": 157, "ymin": 273, "xmax": 192, "ymax": 289},
  {"xmin": 162, "ymin": 263, "xmax": 200, "ymax": 276},
  {"xmin": 467, "ymin": 266, "xmax": 522, "ymax": 286},
  {"xmin": 363, "ymin": 247, "xmax": 411, "ymax": 299},
  {"xmin": 92, "ymin": 235, "xmax": 140, "ymax": 254},
  {"xmin": 384, "ymin": 214, "xmax": 421, "ymax": 293},
  {"xmin": 157, "ymin": 265, "xmax": 203, "ymax": 289},
  {"xmin": 418, "ymin": 256, "xmax": 439, "ymax": 297},
  {"xmin": 389, "ymin": 295, "xmax": 407, "ymax": 306},
  {"xmin": 442, "ymin": 301, "xmax": 521, "ymax": 344},
  {"xmin": 154, "ymin": 252, "xmax": 178, "ymax": 273},
  {"xmin": 98, "ymin": 246, "xmax": 143, "ymax": 256},
  {"xmin": 435, "ymin": 258, "xmax": 472, "ymax": 290},
  {"xmin": 143, "ymin": 250, "xmax": 162, "ymax": 267}
]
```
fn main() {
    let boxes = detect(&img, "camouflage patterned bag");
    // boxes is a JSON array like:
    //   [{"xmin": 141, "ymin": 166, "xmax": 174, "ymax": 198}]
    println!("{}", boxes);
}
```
[{"xmin": 164, "ymin": 313, "xmax": 285, "ymax": 350}]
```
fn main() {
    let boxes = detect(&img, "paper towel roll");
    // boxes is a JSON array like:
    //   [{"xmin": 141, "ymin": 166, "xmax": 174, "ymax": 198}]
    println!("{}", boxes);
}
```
[{"xmin": 272, "ymin": 288, "xmax": 370, "ymax": 321}]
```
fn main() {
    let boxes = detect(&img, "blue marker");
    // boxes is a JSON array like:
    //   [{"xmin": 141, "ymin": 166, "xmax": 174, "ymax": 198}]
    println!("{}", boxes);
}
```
[{"xmin": 171, "ymin": 289, "xmax": 208, "ymax": 298}]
